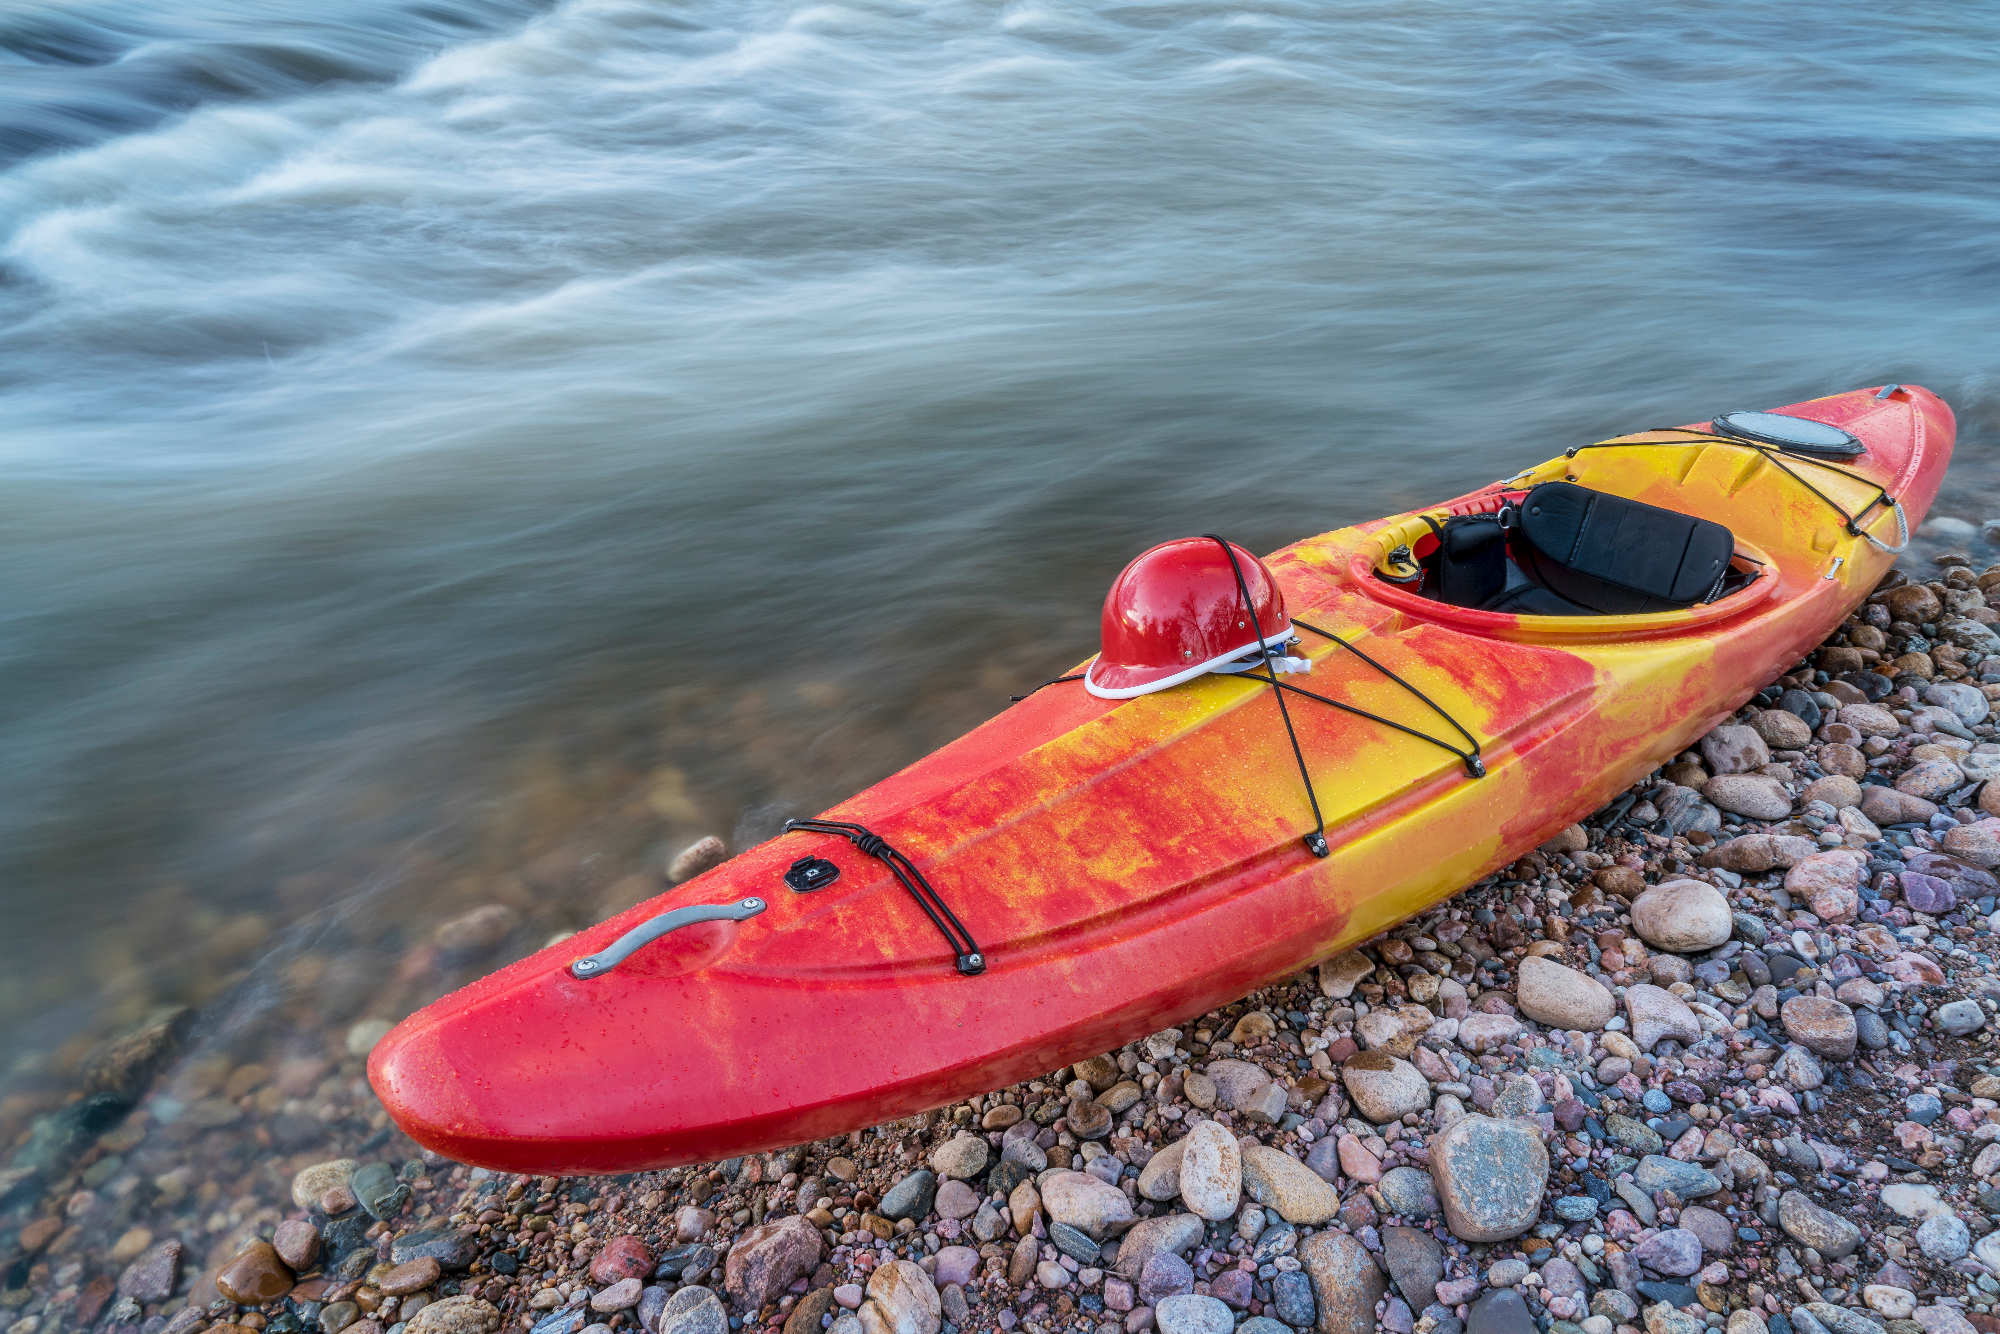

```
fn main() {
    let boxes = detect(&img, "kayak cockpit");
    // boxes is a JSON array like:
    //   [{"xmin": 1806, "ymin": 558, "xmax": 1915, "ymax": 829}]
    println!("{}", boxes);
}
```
[
  {"xmin": 1365, "ymin": 480, "xmax": 1754, "ymax": 618},
  {"xmin": 1341, "ymin": 476, "xmax": 1779, "ymax": 642},
  {"xmin": 1321, "ymin": 393, "xmax": 1937, "ymax": 646}
]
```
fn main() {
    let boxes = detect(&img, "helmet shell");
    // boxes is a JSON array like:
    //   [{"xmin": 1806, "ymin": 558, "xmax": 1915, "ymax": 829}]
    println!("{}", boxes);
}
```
[{"xmin": 1085, "ymin": 537, "xmax": 1292, "ymax": 698}]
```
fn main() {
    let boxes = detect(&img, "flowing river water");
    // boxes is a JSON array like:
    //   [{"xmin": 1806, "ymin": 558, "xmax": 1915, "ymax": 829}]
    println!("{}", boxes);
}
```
[{"xmin": 1, "ymin": 0, "xmax": 1998, "ymax": 1087}]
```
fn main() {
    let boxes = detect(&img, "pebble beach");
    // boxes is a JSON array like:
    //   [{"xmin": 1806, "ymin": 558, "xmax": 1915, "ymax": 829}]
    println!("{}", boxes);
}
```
[{"xmin": 6, "ymin": 553, "xmax": 2000, "ymax": 1334}]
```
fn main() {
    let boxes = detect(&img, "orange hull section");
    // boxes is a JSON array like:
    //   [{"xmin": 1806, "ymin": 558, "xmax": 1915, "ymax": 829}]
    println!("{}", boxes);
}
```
[{"xmin": 371, "ymin": 385, "xmax": 1952, "ymax": 1173}]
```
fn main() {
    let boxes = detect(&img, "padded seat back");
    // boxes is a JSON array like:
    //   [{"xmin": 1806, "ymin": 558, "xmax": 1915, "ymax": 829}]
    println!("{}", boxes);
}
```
[
  {"xmin": 1420, "ymin": 513, "xmax": 1509, "ymax": 609},
  {"xmin": 1513, "ymin": 482, "xmax": 1734, "ymax": 615}
]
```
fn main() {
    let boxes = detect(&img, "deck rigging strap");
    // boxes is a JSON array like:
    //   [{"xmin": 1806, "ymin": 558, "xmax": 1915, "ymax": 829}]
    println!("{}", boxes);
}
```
[
  {"xmin": 783, "ymin": 818, "xmax": 987, "ymax": 976},
  {"xmin": 1284, "ymin": 618, "xmax": 1486, "ymax": 778},
  {"xmin": 1010, "ymin": 673, "xmax": 1084, "ymax": 701},
  {"xmin": 1203, "ymin": 533, "xmax": 1331, "ymax": 859},
  {"xmin": 1007, "ymin": 537, "xmax": 1491, "ymax": 849},
  {"xmin": 1565, "ymin": 429, "xmax": 1910, "ymax": 554}
]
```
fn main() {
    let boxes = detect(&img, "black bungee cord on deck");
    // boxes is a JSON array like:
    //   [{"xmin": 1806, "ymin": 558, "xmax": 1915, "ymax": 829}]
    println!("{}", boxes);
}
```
[
  {"xmin": 1010, "ymin": 535, "xmax": 1487, "ymax": 860},
  {"xmin": 1565, "ymin": 429, "xmax": 1909, "ymax": 554},
  {"xmin": 1203, "ymin": 535, "xmax": 1488, "ymax": 860},
  {"xmin": 782, "ymin": 818, "xmax": 987, "ymax": 976},
  {"xmin": 1282, "ymin": 617, "xmax": 1486, "ymax": 778},
  {"xmin": 1008, "ymin": 592, "xmax": 1486, "ymax": 777},
  {"xmin": 1010, "ymin": 674, "xmax": 1084, "ymax": 702},
  {"xmin": 1203, "ymin": 533, "xmax": 1331, "ymax": 860}
]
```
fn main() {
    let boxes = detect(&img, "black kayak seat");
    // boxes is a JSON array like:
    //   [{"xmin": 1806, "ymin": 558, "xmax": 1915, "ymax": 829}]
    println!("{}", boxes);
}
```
[
  {"xmin": 1420, "ymin": 511, "xmax": 1509, "ymax": 608},
  {"xmin": 1416, "ymin": 482, "xmax": 1735, "ymax": 617},
  {"xmin": 1513, "ymin": 482, "xmax": 1735, "ymax": 615},
  {"xmin": 1481, "ymin": 579, "xmax": 1592, "ymax": 616}
]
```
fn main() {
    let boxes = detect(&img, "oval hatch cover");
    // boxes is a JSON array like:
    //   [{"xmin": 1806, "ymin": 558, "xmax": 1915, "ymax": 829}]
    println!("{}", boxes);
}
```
[{"xmin": 1711, "ymin": 410, "xmax": 1863, "ymax": 458}]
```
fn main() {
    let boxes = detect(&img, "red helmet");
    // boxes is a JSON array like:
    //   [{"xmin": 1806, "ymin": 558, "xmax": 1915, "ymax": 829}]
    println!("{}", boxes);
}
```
[{"xmin": 1085, "ymin": 536, "xmax": 1297, "ymax": 699}]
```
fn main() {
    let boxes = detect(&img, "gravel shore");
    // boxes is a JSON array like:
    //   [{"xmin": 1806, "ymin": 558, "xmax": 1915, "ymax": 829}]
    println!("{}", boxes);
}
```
[{"xmin": 6, "ymin": 558, "xmax": 2000, "ymax": 1334}]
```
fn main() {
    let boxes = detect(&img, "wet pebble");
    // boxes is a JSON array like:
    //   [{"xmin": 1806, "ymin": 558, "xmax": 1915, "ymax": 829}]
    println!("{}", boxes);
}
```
[
  {"xmin": 352, "ymin": 1161, "xmax": 411, "ymax": 1220},
  {"xmin": 393, "ymin": 1229, "xmax": 480, "ymax": 1271},
  {"xmin": 117, "ymin": 1239, "xmax": 182, "ymax": 1303},
  {"xmin": 216, "ymin": 1240, "xmax": 295, "ymax": 1304},
  {"xmin": 292, "ymin": 1159, "xmax": 357, "ymax": 1210},
  {"xmin": 381, "ymin": 1258, "xmax": 443, "ymax": 1296}
]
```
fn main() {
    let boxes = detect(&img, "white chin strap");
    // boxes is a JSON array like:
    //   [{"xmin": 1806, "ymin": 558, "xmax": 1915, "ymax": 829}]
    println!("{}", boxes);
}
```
[{"xmin": 1211, "ymin": 647, "xmax": 1312, "ymax": 676}]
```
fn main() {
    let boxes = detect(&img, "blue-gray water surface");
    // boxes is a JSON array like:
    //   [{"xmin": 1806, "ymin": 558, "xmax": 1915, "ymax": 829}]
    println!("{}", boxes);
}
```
[{"xmin": 2, "ymin": 0, "xmax": 1997, "ymax": 1080}]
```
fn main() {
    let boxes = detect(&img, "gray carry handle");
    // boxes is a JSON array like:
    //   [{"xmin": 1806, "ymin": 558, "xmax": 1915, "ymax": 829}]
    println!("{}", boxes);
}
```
[{"xmin": 569, "ymin": 898, "xmax": 766, "ymax": 978}]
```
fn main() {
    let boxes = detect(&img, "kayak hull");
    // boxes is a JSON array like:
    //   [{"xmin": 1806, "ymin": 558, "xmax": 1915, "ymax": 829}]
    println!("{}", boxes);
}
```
[{"xmin": 370, "ymin": 384, "xmax": 1952, "ymax": 1172}]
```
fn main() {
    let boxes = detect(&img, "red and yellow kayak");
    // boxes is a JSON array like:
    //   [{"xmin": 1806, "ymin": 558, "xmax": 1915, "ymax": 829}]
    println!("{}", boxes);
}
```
[{"xmin": 371, "ymin": 384, "xmax": 1952, "ymax": 1173}]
